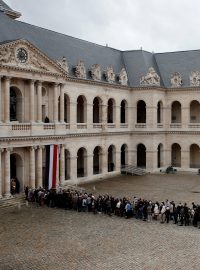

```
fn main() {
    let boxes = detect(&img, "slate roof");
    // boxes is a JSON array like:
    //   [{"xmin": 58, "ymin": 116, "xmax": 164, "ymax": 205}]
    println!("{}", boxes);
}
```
[
  {"xmin": 0, "ymin": 0, "xmax": 13, "ymax": 11},
  {"xmin": 0, "ymin": 7, "xmax": 200, "ymax": 88}
]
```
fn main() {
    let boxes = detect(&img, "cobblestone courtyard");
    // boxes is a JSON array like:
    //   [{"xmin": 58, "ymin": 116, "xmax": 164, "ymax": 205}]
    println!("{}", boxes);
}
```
[{"xmin": 1, "ymin": 174, "xmax": 200, "ymax": 270}]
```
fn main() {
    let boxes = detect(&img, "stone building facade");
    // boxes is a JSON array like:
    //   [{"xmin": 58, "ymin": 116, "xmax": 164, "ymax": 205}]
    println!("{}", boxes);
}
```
[{"xmin": 0, "ymin": 1, "xmax": 200, "ymax": 197}]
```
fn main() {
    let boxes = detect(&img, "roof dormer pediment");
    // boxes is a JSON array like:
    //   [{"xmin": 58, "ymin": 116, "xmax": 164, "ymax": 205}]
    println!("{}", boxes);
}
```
[{"xmin": 0, "ymin": 39, "xmax": 67, "ymax": 76}]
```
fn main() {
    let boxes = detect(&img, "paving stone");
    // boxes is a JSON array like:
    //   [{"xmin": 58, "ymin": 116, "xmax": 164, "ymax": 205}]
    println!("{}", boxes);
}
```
[{"xmin": 0, "ymin": 174, "xmax": 200, "ymax": 270}]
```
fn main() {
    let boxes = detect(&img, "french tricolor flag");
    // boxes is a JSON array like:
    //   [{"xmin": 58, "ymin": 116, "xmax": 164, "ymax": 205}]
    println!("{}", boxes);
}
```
[{"xmin": 45, "ymin": 145, "xmax": 58, "ymax": 190}]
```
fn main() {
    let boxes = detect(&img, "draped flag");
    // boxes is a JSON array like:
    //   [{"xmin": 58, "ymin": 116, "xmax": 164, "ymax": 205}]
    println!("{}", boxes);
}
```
[{"xmin": 45, "ymin": 145, "xmax": 58, "ymax": 189}]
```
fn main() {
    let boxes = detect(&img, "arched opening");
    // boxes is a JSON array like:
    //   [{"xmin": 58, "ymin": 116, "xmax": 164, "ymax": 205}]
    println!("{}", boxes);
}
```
[
  {"xmin": 157, "ymin": 143, "xmax": 164, "ymax": 168},
  {"xmin": 121, "ymin": 144, "xmax": 128, "ymax": 166},
  {"xmin": 93, "ymin": 146, "xmax": 102, "ymax": 174},
  {"xmin": 10, "ymin": 153, "xmax": 23, "ymax": 194},
  {"xmin": 137, "ymin": 144, "xmax": 146, "ymax": 168},
  {"xmin": 190, "ymin": 144, "xmax": 200, "ymax": 168},
  {"xmin": 171, "ymin": 143, "xmax": 181, "ymax": 167},
  {"xmin": 120, "ymin": 100, "xmax": 127, "ymax": 123},
  {"xmin": 108, "ymin": 145, "xmax": 116, "ymax": 172},
  {"xmin": 137, "ymin": 100, "xmax": 146, "ymax": 123},
  {"xmin": 77, "ymin": 147, "xmax": 87, "ymax": 177},
  {"xmin": 107, "ymin": 98, "xmax": 115, "ymax": 123},
  {"xmin": 157, "ymin": 101, "xmax": 163, "ymax": 123},
  {"xmin": 65, "ymin": 149, "xmax": 70, "ymax": 180},
  {"xmin": 171, "ymin": 101, "xmax": 181, "ymax": 123},
  {"xmin": 77, "ymin": 95, "xmax": 87, "ymax": 123},
  {"xmin": 190, "ymin": 100, "xmax": 200, "ymax": 123},
  {"xmin": 64, "ymin": 94, "xmax": 70, "ymax": 123},
  {"xmin": 10, "ymin": 87, "xmax": 23, "ymax": 122},
  {"xmin": 93, "ymin": 97, "xmax": 102, "ymax": 123}
]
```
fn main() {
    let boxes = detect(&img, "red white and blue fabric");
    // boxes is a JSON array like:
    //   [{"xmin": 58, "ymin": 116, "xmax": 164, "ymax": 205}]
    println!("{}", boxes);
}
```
[{"xmin": 45, "ymin": 145, "xmax": 58, "ymax": 189}]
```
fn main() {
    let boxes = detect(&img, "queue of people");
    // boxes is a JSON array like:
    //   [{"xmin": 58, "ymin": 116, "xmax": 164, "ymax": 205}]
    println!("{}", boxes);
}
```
[{"xmin": 24, "ymin": 186, "xmax": 200, "ymax": 229}]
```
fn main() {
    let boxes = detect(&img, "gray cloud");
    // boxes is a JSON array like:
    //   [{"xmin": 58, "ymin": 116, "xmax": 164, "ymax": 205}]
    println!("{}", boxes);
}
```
[{"xmin": 5, "ymin": 0, "xmax": 200, "ymax": 52}]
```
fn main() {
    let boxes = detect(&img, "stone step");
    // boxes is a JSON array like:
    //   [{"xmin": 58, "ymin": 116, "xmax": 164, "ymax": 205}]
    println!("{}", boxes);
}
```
[{"xmin": 121, "ymin": 165, "xmax": 146, "ymax": 176}]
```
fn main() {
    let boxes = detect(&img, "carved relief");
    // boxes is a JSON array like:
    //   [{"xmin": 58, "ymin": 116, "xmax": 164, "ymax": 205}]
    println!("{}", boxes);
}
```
[
  {"xmin": 105, "ymin": 66, "xmax": 115, "ymax": 83},
  {"xmin": 75, "ymin": 60, "xmax": 86, "ymax": 79},
  {"xmin": 57, "ymin": 56, "xmax": 69, "ymax": 73},
  {"xmin": 29, "ymin": 52, "xmax": 48, "ymax": 71},
  {"xmin": 190, "ymin": 71, "xmax": 200, "ymax": 86},
  {"xmin": 0, "ymin": 47, "xmax": 15, "ymax": 64},
  {"xmin": 170, "ymin": 72, "xmax": 182, "ymax": 87},
  {"xmin": 91, "ymin": 64, "xmax": 101, "ymax": 81},
  {"xmin": 140, "ymin": 67, "xmax": 160, "ymax": 86},
  {"xmin": 119, "ymin": 68, "xmax": 128, "ymax": 85}
]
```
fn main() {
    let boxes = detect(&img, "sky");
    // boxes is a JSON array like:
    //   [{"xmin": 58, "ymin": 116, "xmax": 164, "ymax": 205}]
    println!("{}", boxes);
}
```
[{"xmin": 5, "ymin": 0, "xmax": 200, "ymax": 53}]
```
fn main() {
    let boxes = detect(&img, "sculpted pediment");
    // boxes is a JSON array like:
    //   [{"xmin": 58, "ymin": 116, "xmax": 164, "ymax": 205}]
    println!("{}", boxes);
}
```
[
  {"xmin": 190, "ymin": 71, "xmax": 200, "ymax": 86},
  {"xmin": 170, "ymin": 72, "xmax": 182, "ymax": 87},
  {"xmin": 105, "ymin": 66, "xmax": 115, "ymax": 83},
  {"xmin": 118, "ymin": 68, "xmax": 128, "ymax": 86},
  {"xmin": 91, "ymin": 64, "xmax": 101, "ymax": 81},
  {"xmin": 0, "ymin": 39, "xmax": 66, "ymax": 75},
  {"xmin": 140, "ymin": 67, "xmax": 160, "ymax": 86}
]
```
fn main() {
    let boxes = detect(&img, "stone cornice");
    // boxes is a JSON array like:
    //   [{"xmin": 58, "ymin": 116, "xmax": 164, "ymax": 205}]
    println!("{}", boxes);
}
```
[{"xmin": 1, "ymin": 130, "xmax": 200, "ymax": 144}]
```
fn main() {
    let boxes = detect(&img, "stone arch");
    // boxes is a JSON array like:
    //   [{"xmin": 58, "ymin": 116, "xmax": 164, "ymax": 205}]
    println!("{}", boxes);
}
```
[
  {"xmin": 120, "ymin": 99, "xmax": 128, "ymax": 123},
  {"xmin": 190, "ymin": 144, "xmax": 200, "ymax": 168},
  {"xmin": 137, "ymin": 100, "xmax": 146, "ymax": 123},
  {"xmin": 121, "ymin": 144, "xmax": 128, "ymax": 166},
  {"xmin": 157, "ymin": 100, "xmax": 163, "ymax": 123},
  {"xmin": 171, "ymin": 143, "xmax": 181, "ymax": 167},
  {"xmin": 77, "ymin": 95, "xmax": 87, "ymax": 123},
  {"xmin": 93, "ymin": 146, "xmax": 102, "ymax": 174},
  {"xmin": 93, "ymin": 97, "xmax": 102, "ymax": 123},
  {"xmin": 64, "ymin": 94, "xmax": 70, "ymax": 123},
  {"xmin": 10, "ymin": 153, "xmax": 23, "ymax": 193},
  {"xmin": 65, "ymin": 149, "xmax": 70, "ymax": 180},
  {"xmin": 10, "ymin": 86, "xmax": 23, "ymax": 122},
  {"xmin": 157, "ymin": 143, "xmax": 164, "ymax": 168},
  {"xmin": 107, "ymin": 98, "xmax": 116, "ymax": 123},
  {"xmin": 108, "ymin": 144, "xmax": 116, "ymax": 172},
  {"xmin": 137, "ymin": 143, "xmax": 146, "ymax": 168},
  {"xmin": 171, "ymin": 101, "xmax": 181, "ymax": 123},
  {"xmin": 190, "ymin": 100, "xmax": 200, "ymax": 123},
  {"xmin": 77, "ymin": 147, "xmax": 87, "ymax": 177}
]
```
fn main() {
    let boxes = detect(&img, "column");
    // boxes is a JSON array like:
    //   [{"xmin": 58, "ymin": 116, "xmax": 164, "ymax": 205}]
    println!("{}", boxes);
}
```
[
  {"xmin": 36, "ymin": 146, "xmax": 43, "ymax": 188},
  {"xmin": 115, "ymin": 105, "xmax": 120, "ymax": 128},
  {"xmin": 0, "ymin": 76, "xmax": 2, "ymax": 123},
  {"xmin": 4, "ymin": 148, "xmax": 12, "ymax": 197},
  {"xmin": 70, "ymin": 156, "xmax": 78, "ymax": 183},
  {"xmin": 102, "ymin": 103, "xmax": 107, "ymax": 129},
  {"xmin": 37, "ymin": 81, "xmax": 42, "ymax": 122},
  {"xmin": 0, "ymin": 149, "xmax": 3, "ymax": 198},
  {"xmin": 87, "ymin": 154, "xmax": 93, "ymax": 179},
  {"xmin": 60, "ymin": 84, "xmax": 65, "ymax": 123},
  {"xmin": 146, "ymin": 149, "xmax": 157, "ymax": 172},
  {"xmin": 30, "ymin": 146, "xmax": 36, "ymax": 188},
  {"xmin": 181, "ymin": 149, "xmax": 190, "ymax": 169},
  {"xmin": 163, "ymin": 148, "xmax": 171, "ymax": 167},
  {"xmin": 30, "ymin": 80, "xmax": 35, "ymax": 122},
  {"xmin": 163, "ymin": 106, "xmax": 170, "ymax": 128},
  {"xmin": 102, "ymin": 148, "xmax": 108, "ymax": 174},
  {"xmin": 4, "ymin": 77, "xmax": 11, "ymax": 123},
  {"xmin": 146, "ymin": 106, "xmax": 157, "ymax": 129},
  {"xmin": 69, "ymin": 99, "xmax": 77, "ymax": 129},
  {"xmin": 53, "ymin": 83, "xmax": 58, "ymax": 123},
  {"xmin": 182, "ymin": 107, "xmax": 190, "ymax": 128},
  {"xmin": 115, "ymin": 150, "xmax": 121, "ymax": 171},
  {"xmin": 128, "ymin": 148, "xmax": 137, "ymax": 166},
  {"xmin": 60, "ymin": 144, "xmax": 65, "ymax": 183},
  {"xmin": 87, "ymin": 103, "xmax": 93, "ymax": 129}
]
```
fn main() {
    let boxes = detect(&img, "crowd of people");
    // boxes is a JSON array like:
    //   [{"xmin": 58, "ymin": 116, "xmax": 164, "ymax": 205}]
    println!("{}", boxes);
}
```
[{"xmin": 24, "ymin": 186, "xmax": 200, "ymax": 229}]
